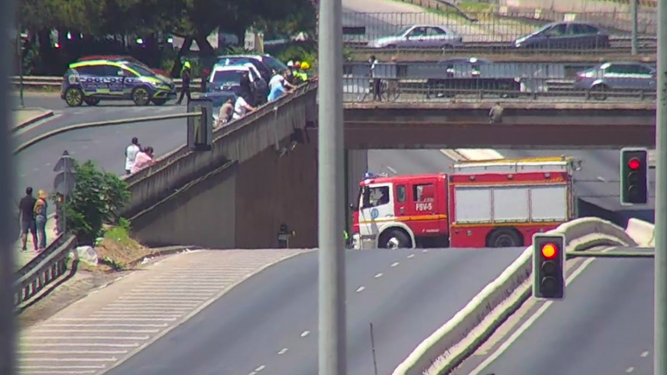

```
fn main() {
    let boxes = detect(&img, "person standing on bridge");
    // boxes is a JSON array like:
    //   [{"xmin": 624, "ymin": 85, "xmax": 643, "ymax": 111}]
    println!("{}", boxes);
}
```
[
  {"xmin": 34, "ymin": 190, "xmax": 49, "ymax": 251},
  {"xmin": 18, "ymin": 187, "xmax": 38, "ymax": 252},
  {"xmin": 125, "ymin": 137, "xmax": 141, "ymax": 175},
  {"xmin": 131, "ymin": 146, "xmax": 155, "ymax": 174},
  {"xmin": 369, "ymin": 55, "xmax": 381, "ymax": 101}
]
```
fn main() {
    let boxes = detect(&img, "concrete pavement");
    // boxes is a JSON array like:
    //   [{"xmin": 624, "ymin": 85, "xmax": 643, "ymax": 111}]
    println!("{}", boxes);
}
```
[
  {"xmin": 105, "ymin": 247, "xmax": 524, "ymax": 375},
  {"xmin": 457, "ymin": 250, "xmax": 653, "ymax": 375},
  {"xmin": 18, "ymin": 248, "xmax": 307, "ymax": 374}
]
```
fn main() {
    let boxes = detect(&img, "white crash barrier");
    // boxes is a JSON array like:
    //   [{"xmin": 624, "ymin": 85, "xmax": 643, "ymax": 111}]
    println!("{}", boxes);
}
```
[
  {"xmin": 391, "ymin": 217, "xmax": 638, "ymax": 375},
  {"xmin": 626, "ymin": 218, "xmax": 656, "ymax": 247}
]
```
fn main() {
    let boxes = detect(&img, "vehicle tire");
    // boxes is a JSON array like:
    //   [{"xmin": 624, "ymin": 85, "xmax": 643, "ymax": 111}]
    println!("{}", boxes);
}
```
[
  {"xmin": 152, "ymin": 98, "xmax": 167, "ymax": 106},
  {"xmin": 132, "ymin": 87, "xmax": 152, "ymax": 106},
  {"xmin": 590, "ymin": 84, "xmax": 608, "ymax": 101},
  {"xmin": 486, "ymin": 228, "xmax": 523, "ymax": 248},
  {"xmin": 386, "ymin": 44, "xmax": 396, "ymax": 49},
  {"xmin": 441, "ymin": 44, "xmax": 453, "ymax": 50},
  {"xmin": 379, "ymin": 229, "xmax": 412, "ymax": 249},
  {"xmin": 84, "ymin": 97, "xmax": 100, "ymax": 106},
  {"xmin": 64, "ymin": 87, "xmax": 84, "ymax": 107}
]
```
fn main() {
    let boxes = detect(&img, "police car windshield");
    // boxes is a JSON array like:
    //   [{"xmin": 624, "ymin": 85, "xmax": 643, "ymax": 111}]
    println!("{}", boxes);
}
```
[
  {"xmin": 211, "ymin": 70, "xmax": 244, "ymax": 84},
  {"xmin": 125, "ymin": 63, "xmax": 156, "ymax": 77}
]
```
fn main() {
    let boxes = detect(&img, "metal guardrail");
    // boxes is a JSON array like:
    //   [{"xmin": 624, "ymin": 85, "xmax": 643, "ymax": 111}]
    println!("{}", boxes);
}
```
[
  {"xmin": 343, "ymin": 77, "xmax": 657, "ymax": 102},
  {"xmin": 14, "ymin": 235, "xmax": 77, "ymax": 306},
  {"xmin": 10, "ymin": 76, "xmax": 202, "ymax": 90}
]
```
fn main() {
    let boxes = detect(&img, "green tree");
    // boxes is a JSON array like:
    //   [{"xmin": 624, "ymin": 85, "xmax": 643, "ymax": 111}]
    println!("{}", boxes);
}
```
[{"xmin": 61, "ymin": 160, "xmax": 131, "ymax": 245}]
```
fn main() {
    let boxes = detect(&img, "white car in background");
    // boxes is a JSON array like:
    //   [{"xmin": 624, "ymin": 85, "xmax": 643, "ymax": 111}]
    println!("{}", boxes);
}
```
[{"xmin": 367, "ymin": 25, "xmax": 464, "ymax": 49}]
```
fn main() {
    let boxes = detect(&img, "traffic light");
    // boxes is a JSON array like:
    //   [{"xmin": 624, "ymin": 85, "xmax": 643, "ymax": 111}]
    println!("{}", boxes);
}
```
[
  {"xmin": 620, "ymin": 147, "xmax": 649, "ymax": 205},
  {"xmin": 533, "ymin": 233, "xmax": 565, "ymax": 300}
]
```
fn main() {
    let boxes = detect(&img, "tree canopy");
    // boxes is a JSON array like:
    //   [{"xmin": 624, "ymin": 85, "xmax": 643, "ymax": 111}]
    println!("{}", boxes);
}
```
[{"xmin": 19, "ymin": 0, "xmax": 316, "ymax": 40}]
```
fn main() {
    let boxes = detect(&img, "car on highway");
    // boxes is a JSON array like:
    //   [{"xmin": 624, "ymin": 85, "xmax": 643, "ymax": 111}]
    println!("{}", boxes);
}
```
[
  {"xmin": 573, "ymin": 61, "xmax": 657, "ymax": 100},
  {"xmin": 201, "ymin": 63, "xmax": 269, "ymax": 107},
  {"xmin": 61, "ymin": 60, "xmax": 177, "ymax": 107},
  {"xmin": 513, "ymin": 21, "xmax": 610, "ymax": 49},
  {"xmin": 366, "ymin": 25, "xmax": 464, "ymax": 49},
  {"xmin": 214, "ymin": 54, "xmax": 289, "ymax": 82}
]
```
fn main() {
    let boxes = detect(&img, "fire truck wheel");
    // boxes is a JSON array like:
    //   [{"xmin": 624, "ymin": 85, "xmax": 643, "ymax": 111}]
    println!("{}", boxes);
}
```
[
  {"xmin": 380, "ymin": 229, "xmax": 411, "ymax": 249},
  {"xmin": 487, "ymin": 228, "xmax": 523, "ymax": 248}
]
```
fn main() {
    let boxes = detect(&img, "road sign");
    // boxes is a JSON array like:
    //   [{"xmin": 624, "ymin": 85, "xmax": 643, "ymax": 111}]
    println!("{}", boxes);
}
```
[
  {"xmin": 187, "ymin": 98, "xmax": 213, "ymax": 152},
  {"xmin": 53, "ymin": 150, "xmax": 76, "ymax": 196}
]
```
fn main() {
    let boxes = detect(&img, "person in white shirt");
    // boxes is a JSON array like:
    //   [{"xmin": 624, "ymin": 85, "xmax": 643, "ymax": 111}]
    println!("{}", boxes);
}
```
[
  {"xmin": 233, "ymin": 95, "xmax": 256, "ymax": 120},
  {"xmin": 269, "ymin": 70, "xmax": 295, "ymax": 92},
  {"xmin": 124, "ymin": 137, "xmax": 141, "ymax": 175}
]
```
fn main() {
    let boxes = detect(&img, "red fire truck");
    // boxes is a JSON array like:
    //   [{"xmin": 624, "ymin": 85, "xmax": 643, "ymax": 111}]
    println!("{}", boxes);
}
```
[{"xmin": 351, "ymin": 157, "xmax": 580, "ymax": 249}]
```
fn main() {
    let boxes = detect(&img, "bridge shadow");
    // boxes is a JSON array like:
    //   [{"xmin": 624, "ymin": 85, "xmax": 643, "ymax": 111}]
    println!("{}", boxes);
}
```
[{"xmin": 577, "ymin": 198, "xmax": 654, "ymax": 229}]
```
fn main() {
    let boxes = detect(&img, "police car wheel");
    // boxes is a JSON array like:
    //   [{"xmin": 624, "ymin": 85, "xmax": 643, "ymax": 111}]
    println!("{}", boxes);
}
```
[
  {"xmin": 84, "ymin": 98, "xmax": 100, "ymax": 106},
  {"xmin": 132, "ymin": 87, "xmax": 151, "ymax": 106},
  {"xmin": 152, "ymin": 98, "xmax": 167, "ymax": 106},
  {"xmin": 64, "ymin": 88, "xmax": 84, "ymax": 107}
]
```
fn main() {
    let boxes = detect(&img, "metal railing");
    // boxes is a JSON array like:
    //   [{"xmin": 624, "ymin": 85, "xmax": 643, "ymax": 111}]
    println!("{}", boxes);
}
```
[
  {"xmin": 342, "ymin": 76, "xmax": 657, "ymax": 102},
  {"xmin": 342, "ymin": 10, "xmax": 657, "ymax": 46},
  {"xmin": 14, "ymin": 235, "xmax": 77, "ymax": 306},
  {"xmin": 10, "ymin": 76, "xmax": 202, "ymax": 90}
]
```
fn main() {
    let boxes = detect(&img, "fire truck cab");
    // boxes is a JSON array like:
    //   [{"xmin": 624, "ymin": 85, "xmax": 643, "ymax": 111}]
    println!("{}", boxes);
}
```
[{"xmin": 352, "ymin": 157, "xmax": 579, "ymax": 249}]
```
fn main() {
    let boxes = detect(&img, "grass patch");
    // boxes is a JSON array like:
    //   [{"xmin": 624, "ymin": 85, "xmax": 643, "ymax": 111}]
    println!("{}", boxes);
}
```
[{"xmin": 95, "ymin": 219, "xmax": 158, "ymax": 271}]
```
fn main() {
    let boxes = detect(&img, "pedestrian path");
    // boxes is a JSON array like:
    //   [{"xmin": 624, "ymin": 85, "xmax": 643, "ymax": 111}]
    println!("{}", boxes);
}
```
[{"xmin": 18, "ymin": 249, "xmax": 309, "ymax": 375}]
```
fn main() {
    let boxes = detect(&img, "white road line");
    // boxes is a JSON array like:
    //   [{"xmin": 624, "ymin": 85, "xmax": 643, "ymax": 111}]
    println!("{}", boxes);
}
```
[
  {"xmin": 22, "ymin": 344, "xmax": 139, "ymax": 348},
  {"xmin": 278, "ymin": 348, "xmax": 288, "ymax": 355},
  {"xmin": 356, "ymin": 286, "xmax": 365, "ymax": 293},
  {"xmin": 407, "ymin": 254, "xmax": 415, "ymax": 259},
  {"xmin": 100, "ymin": 306, "xmax": 192, "ymax": 311},
  {"xmin": 641, "ymin": 351, "xmax": 649, "ymax": 357},
  {"xmin": 255, "ymin": 365, "xmax": 266, "ymax": 372},
  {"xmin": 129, "ymin": 288, "xmax": 222, "ymax": 292},
  {"xmin": 104, "ymin": 303, "xmax": 198, "ymax": 307},
  {"xmin": 468, "ymin": 254, "xmax": 600, "ymax": 375},
  {"xmin": 18, "ymin": 371, "xmax": 96, "ymax": 374},
  {"xmin": 91, "ymin": 312, "xmax": 182, "ymax": 317},
  {"xmin": 627, "ymin": 367, "xmax": 635, "ymax": 373},
  {"xmin": 374, "ymin": 273, "xmax": 383, "ymax": 278},
  {"xmin": 24, "ymin": 336, "xmax": 150, "ymax": 340},
  {"xmin": 300, "ymin": 330, "xmax": 310, "ymax": 337},
  {"xmin": 18, "ymin": 350, "xmax": 128, "ymax": 355},
  {"xmin": 125, "ymin": 291, "xmax": 215, "ymax": 296},
  {"xmin": 17, "ymin": 365, "xmax": 107, "ymax": 370},
  {"xmin": 117, "ymin": 297, "xmax": 207, "ymax": 302},
  {"xmin": 42, "ymin": 324, "xmax": 167, "ymax": 328},
  {"xmin": 54, "ymin": 318, "xmax": 176, "ymax": 322},
  {"xmin": 248, "ymin": 372, "xmax": 256, "ymax": 375},
  {"xmin": 423, "ymin": 249, "xmax": 429, "ymax": 253},
  {"xmin": 20, "ymin": 358, "xmax": 117, "ymax": 362},
  {"xmin": 391, "ymin": 262, "xmax": 399, "ymax": 267},
  {"xmin": 32, "ymin": 329, "xmax": 159, "ymax": 334}
]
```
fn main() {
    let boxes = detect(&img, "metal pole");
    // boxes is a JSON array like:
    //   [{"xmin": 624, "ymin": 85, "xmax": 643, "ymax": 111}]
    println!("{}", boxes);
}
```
[
  {"xmin": 370, "ymin": 323, "xmax": 379, "ymax": 375},
  {"xmin": 0, "ymin": 0, "xmax": 18, "ymax": 373},
  {"xmin": 655, "ymin": 0, "xmax": 667, "ymax": 372},
  {"xmin": 318, "ymin": 0, "xmax": 346, "ymax": 374},
  {"xmin": 631, "ymin": 0, "xmax": 639, "ymax": 55}
]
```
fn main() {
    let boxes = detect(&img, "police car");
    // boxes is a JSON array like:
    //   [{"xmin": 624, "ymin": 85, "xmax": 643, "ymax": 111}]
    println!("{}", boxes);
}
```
[{"xmin": 61, "ymin": 60, "xmax": 176, "ymax": 107}]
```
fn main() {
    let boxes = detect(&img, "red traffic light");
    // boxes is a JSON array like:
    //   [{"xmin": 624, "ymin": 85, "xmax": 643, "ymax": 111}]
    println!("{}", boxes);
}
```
[
  {"xmin": 628, "ymin": 158, "xmax": 641, "ymax": 170},
  {"xmin": 541, "ymin": 243, "xmax": 558, "ymax": 259}
]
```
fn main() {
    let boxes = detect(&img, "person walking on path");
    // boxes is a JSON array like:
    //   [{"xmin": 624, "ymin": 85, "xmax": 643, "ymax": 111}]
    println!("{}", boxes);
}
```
[
  {"xmin": 125, "ymin": 137, "xmax": 141, "ymax": 175},
  {"xmin": 34, "ymin": 190, "xmax": 49, "ymax": 251},
  {"xmin": 176, "ymin": 61, "xmax": 192, "ymax": 105},
  {"xmin": 18, "ymin": 187, "xmax": 38, "ymax": 251}
]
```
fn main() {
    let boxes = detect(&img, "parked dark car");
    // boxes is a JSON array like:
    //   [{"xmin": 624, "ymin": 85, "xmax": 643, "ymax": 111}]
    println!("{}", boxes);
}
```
[
  {"xmin": 202, "ymin": 64, "xmax": 269, "ymax": 107},
  {"xmin": 215, "ymin": 54, "xmax": 289, "ymax": 83},
  {"xmin": 573, "ymin": 61, "xmax": 656, "ymax": 100},
  {"xmin": 513, "ymin": 21, "xmax": 610, "ymax": 50}
]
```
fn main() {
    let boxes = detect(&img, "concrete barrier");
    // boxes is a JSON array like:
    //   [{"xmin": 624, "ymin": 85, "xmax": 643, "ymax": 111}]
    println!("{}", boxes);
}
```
[
  {"xmin": 391, "ymin": 217, "xmax": 637, "ymax": 375},
  {"xmin": 626, "ymin": 218, "xmax": 656, "ymax": 247},
  {"xmin": 119, "ymin": 82, "xmax": 318, "ymax": 219}
]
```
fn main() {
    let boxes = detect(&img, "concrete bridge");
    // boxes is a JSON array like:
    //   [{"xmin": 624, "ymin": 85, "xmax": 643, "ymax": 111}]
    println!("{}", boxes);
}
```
[{"xmin": 120, "ymin": 82, "xmax": 655, "ymax": 249}]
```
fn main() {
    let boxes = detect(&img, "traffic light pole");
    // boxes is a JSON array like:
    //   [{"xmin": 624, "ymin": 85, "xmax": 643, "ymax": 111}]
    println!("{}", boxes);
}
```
[
  {"xmin": 0, "ymin": 0, "xmax": 17, "ymax": 374},
  {"xmin": 656, "ymin": 0, "xmax": 667, "ymax": 372}
]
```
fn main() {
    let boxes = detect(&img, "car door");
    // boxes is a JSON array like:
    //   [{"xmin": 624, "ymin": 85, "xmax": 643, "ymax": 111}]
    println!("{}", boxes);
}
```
[
  {"xmin": 404, "ymin": 26, "xmax": 428, "ymax": 48},
  {"xmin": 358, "ymin": 183, "xmax": 395, "ymax": 239},
  {"xmin": 408, "ymin": 178, "xmax": 442, "ymax": 235},
  {"xmin": 603, "ymin": 64, "xmax": 629, "ymax": 89},
  {"xmin": 424, "ymin": 27, "xmax": 448, "ymax": 48},
  {"xmin": 77, "ymin": 65, "xmax": 106, "ymax": 95},
  {"xmin": 103, "ymin": 64, "xmax": 129, "ymax": 96},
  {"xmin": 541, "ymin": 23, "xmax": 567, "ymax": 49},
  {"xmin": 629, "ymin": 64, "xmax": 657, "ymax": 91}
]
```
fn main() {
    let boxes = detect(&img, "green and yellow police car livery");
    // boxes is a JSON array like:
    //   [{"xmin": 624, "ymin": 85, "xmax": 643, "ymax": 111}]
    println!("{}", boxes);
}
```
[{"xmin": 61, "ymin": 59, "xmax": 176, "ymax": 107}]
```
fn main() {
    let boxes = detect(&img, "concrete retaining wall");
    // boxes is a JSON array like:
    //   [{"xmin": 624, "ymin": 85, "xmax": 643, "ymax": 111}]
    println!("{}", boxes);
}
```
[{"xmin": 392, "ymin": 217, "xmax": 638, "ymax": 375}]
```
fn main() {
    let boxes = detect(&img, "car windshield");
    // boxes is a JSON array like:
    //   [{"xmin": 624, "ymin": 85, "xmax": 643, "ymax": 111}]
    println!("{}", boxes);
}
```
[
  {"xmin": 211, "ymin": 70, "xmax": 244, "ymax": 84},
  {"xmin": 218, "ymin": 57, "xmax": 251, "ymax": 66},
  {"xmin": 396, "ymin": 26, "xmax": 413, "ymax": 36},
  {"xmin": 124, "ymin": 63, "xmax": 156, "ymax": 77},
  {"xmin": 262, "ymin": 56, "xmax": 288, "ymax": 72}
]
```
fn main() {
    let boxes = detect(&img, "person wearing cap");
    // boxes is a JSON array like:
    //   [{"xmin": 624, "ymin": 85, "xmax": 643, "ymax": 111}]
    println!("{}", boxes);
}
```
[
  {"xmin": 176, "ymin": 61, "xmax": 192, "ymax": 105},
  {"xmin": 34, "ymin": 189, "xmax": 49, "ymax": 251}
]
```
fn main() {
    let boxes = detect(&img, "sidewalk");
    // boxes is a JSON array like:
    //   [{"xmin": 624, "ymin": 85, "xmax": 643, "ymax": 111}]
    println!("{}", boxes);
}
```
[
  {"xmin": 14, "ymin": 217, "xmax": 59, "ymax": 271},
  {"xmin": 12, "ymin": 107, "xmax": 54, "ymax": 132}
]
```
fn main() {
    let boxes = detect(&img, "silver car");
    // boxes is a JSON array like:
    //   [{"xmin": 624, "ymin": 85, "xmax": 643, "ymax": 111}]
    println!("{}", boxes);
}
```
[
  {"xmin": 573, "ymin": 62, "xmax": 656, "ymax": 99},
  {"xmin": 366, "ymin": 25, "xmax": 464, "ymax": 49}
]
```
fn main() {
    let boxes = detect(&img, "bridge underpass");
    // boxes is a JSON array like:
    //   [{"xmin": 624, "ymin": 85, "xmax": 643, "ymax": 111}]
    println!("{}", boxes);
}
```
[{"xmin": 121, "ymin": 83, "xmax": 655, "ymax": 249}]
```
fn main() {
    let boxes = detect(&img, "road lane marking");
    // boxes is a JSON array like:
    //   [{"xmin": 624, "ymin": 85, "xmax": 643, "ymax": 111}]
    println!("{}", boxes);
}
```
[
  {"xmin": 99, "ymin": 307, "xmax": 191, "ymax": 312},
  {"xmin": 375, "ymin": 273, "xmax": 383, "ymax": 279},
  {"xmin": 24, "ymin": 336, "xmax": 150, "ymax": 340},
  {"xmin": 391, "ymin": 262, "xmax": 399, "ymax": 267},
  {"xmin": 23, "ymin": 344, "xmax": 139, "ymax": 348},
  {"xmin": 91, "ymin": 313, "xmax": 182, "ymax": 318},
  {"xmin": 626, "ymin": 367, "xmax": 634, "ymax": 373},
  {"xmin": 468, "ymin": 251, "xmax": 604, "ymax": 375},
  {"xmin": 42, "ymin": 324, "xmax": 168, "ymax": 328},
  {"xmin": 255, "ymin": 365, "xmax": 266, "ymax": 372},
  {"xmin": 54, "ymin": 318, "xmax": 176, "ymax": 322},
  {"xmin": 18, "ymin": 350, "xmax": 128, "ymax": 355},
  {"xmin": 301, "ymin": 330, "xmax": 310, "ymax": 337},
  {"xmin": 641, "ymin": 351, "xmax": 649, "ymax": 357},
  {"xmin": 16, "ymin": 370, "xmax": 96, "ymax": 374},
  {"xmin": 18, "ymin": 366, "xmax": 106, "ymax": 370},
  {"xmin": 356, "ymin": 286, "xmax": 366, "ymax": 293},
  {"xmin": 407, "ymin": 254, "xmax": 415, "ymax": 259},
  {"xmin": 423, "ymin": 249, "xmax": 429, "ymax": 253},
  {"xmin": 19, "ymin": 358, "xmax": 118, "ymax": 362},
  {"xmin": 278, "ymin": 348, "xmax": 288, "ymax": 355},
  {"xmin": 32, "ymin": 329, "xmax": 159, "ymax": 334}
]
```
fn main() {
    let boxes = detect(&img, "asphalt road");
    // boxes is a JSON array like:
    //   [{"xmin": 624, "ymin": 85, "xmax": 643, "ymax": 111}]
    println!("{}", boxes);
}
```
[
  {"xmin": 106, "ymin": 247, "xmax": 524, "ymax": 375},
  {"xmin": 474, "ymin": 253, "xmax": 654, "ymax": 375}
]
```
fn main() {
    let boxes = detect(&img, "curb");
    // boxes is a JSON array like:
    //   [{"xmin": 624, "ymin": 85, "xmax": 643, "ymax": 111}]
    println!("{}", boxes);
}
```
[{"xmin": 13, "ymin": 109, "xmax": 54, "ymax": 133}]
